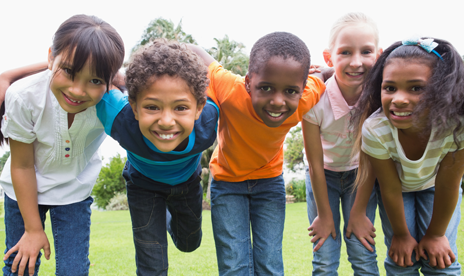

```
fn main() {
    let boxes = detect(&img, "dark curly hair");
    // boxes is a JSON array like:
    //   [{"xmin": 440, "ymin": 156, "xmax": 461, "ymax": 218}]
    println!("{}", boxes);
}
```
[
  {"xmin": 352, "ymin": 37, "xmax": 464, "ymax": 187},
  {"xmin": 125, "ymin": 39, "xmax": 209, "ymax": 105},
  {"xmin": 248, "ymin": 32, "xmax": 310, "ymax": 80}
]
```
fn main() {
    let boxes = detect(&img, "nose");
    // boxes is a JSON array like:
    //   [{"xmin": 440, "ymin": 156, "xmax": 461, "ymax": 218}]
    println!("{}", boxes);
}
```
[
  {"xmin": 158, "ymin": 110, "xmax": 175, "ymax": 128},
  {"xmin": 350, "ymin": 53, "xmax": 362, "ymax": 67},
  {"xmin": 68, "ymin": 81, "xmax": 86, "ymax": 97},
  {"xmin": 270, "ymin": 91, "xmax": 286, "ymax": 107},
  {"xmin": 392, "ymin": 91, "xmax": 409, "ymax": 106}
]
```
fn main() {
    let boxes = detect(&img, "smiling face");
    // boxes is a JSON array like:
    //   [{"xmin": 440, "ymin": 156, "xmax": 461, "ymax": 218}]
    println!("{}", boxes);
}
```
[
  {"xmin": 130, "ymin": 75, "xmax": 204, "ymax": 152},
  {"xmin": 245, "ymin": 56, "xmax": 306, "ymax": 128},
  {"xmin": 325, "ymin": 23, "xmax": 380, "ymax": 96},
  {"xmin": 48, "ymin": 50, "xmax": 107, "ymax": 114},
  {"xmin": 381, "ymin": 58, "xmax": 432, "ymax": 135}
]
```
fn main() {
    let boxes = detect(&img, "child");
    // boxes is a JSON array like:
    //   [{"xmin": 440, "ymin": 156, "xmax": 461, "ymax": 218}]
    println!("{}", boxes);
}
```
[
  {"xmin": 0, "ymin": 14, "xmax": 124, "ymax": 276},
  {"xmin": 96, "ymin": 39, "xmax": 218, "ymax": 275},
  {"xmin": 352, "ymin": 37, "xmax": 464, "ymax": 275},
  {"xmin": 302, "ymin": 12, "xmax": 382, "ymax": 275},
  {"xmin": 189, "ymin": 32, "xmax": 327, "ymax": 275}
]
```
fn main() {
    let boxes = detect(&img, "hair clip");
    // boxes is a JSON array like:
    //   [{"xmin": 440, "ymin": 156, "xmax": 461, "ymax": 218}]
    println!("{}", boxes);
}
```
[{"xmin": 402, "ymin": 37, "xmax": 444, "ymax": 60}]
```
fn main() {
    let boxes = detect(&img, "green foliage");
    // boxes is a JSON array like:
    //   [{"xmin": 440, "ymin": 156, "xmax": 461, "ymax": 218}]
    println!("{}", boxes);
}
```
[
  {"xmin": 132, "ymin": 18, "xmax": 197, "ymax": 53},
  {"xmin": 0, "ymin": 151, "xmax": 10, "ymax": 174},
  {"xmin": 92, "ymin": 154, "xmax": 127, "ymax": 209},
  {"xmin": 200, "ymin": 141, "xmax": 217, "ymax": 194},
  {"xmin": 284, "ymin": 126, "xmax": 304, "ymax": 172},
  {"xmin": 106, "ymin": 193, "xmax": 128, "ymax": 211},
  {"xmin": 207, "ymin": 35, "xmax": 249, "ymax": 76},
  {"xmin": 285, "ymin": 178, "xmax": 306, "ymax": 202}
]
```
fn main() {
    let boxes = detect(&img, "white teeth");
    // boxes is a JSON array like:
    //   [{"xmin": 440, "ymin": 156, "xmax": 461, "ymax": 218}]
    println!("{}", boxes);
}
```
[
  {"xmin": 393, "ymin": 111, "xmax": 412, "ymax": 116},
  {"xmin": 347, "ymin": 72, "xmax": 362, "ymax": 76},
  {"xmin": 159, "ymin": 134, "xmax": 174, "ymax": 140},
  {"xmin": 268, "ymin": 112, "xmax": 282, "ymax": 117},
  {"xmin": 65, "ymin": 94, "xmax": 82, "ymax": 103}
]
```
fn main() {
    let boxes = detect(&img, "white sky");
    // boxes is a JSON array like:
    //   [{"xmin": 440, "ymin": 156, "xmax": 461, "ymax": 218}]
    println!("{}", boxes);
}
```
[{"xmin": 0, "ymin": 0, "xmax": 462, "ymax": 161}]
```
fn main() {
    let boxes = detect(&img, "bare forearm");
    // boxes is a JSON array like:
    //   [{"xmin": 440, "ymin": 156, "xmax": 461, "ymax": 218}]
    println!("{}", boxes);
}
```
[
  {"xmin": 351, "ymin": 177, "xmax": 375, "ymax": 214},
  {"xmin": 427, "ymin": 181, "xmax": 460, "ymax": 236},
  {"xmin": 11, "ymin": 167, "xmax": 42, "ymax": 232},
  {"xmin": 0, "ymin": 62, "xmax": 48, "ymax": 84},
  {"xmin": 186, "ymin": 44, "xmax": 215, "ymax": 67}
]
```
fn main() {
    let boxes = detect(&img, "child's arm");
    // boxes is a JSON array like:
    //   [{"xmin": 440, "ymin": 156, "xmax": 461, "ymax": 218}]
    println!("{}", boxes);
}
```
[
  {"xmin": 346, "ymin": 152, "xmax": 376, "ymax": 252},
  {"xmin": 3, "ymin": 139, "xmax": 51, "ymax": 275},
  {"xmin": 0, "ymin": 62, "xmax": 48, "ymax": 103},
  {"xmin": 417, "ymin": 148, "xmax": 464, "ymax": 269},
  {"xmin": 186, "ymin": 44, "xmax": 215, "ymax": 67},
  {"xmin": 367, "ymin": 154, "xmax": 419, "ymax": 267},
  {"xmin": 302, "ymin": 119, "xmax": 336, "ymax": 252}
]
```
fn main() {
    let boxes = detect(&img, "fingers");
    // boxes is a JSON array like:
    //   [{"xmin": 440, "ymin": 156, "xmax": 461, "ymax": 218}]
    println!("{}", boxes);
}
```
[
  {"xmin": 418, "ymin": 246, "xmax": 427, "ymax": 261},
  {"xmin": 44, "ymin": 242, "xmax": 51, "ymax": 260},
  {"xmin": 359, "ymin": 238, "xmax": 374, "ymax": 252},
  {"xmin": 345, "ymin": 228, "xmax": 352, "ymax": 238},
  {"xmin": 449, "ymin": 250, "xmax": 456, "ymax": 264},
  {"xmin": 28, "ymin": 256, "xmax": 37, "ymax": 276},
  {"xmin": 313, "ymin": 238, "xmax": 325, "ymax": 252},
  {"xmin": 3, "ymin": 245, "xmax": 18, "ymax": 261}
]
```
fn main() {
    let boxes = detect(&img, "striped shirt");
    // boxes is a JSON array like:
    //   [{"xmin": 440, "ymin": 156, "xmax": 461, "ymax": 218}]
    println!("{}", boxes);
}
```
[
  {"xmin": 303, "ymin": 76, "xmax": 357, "ymax": 171},
  {"xmin": 362, "ymin": 109, "xmax": 464, "ymax": 192}
]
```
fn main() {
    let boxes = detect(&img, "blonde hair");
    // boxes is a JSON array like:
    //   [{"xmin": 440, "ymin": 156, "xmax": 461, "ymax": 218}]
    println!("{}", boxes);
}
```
[{"xmin": 328, "ymin": 12, "xmax": 379, "ymax": 51}]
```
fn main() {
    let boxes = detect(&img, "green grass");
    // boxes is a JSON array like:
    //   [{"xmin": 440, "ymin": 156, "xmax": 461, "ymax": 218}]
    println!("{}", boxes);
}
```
[{"xmin": 0, "ymin": 202, "xmax": 463, "ymax": 275}]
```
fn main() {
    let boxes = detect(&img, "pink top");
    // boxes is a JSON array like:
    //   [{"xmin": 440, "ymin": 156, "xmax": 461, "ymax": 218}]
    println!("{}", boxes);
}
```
[{"xmin": 303, "ymin": 76, "xmax": 358, "ymax": 171}]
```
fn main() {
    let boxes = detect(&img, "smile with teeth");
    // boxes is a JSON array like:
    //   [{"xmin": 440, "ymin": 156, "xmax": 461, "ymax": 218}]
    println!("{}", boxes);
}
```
[
  {"xmin": 63, "ymin": 92, "xmax": 84, "ymax": 104},
  {"xmin": 267, "ymin": 111, "xmax": 284, "ymax": 118},
  {"xmin": 157, "ymin": 132, "xmax": 178, "ymax": 140},
  {"xmin": 392, "ymin": 111, "xmax": 412, "ymax": 117},
  {"xmin": 346, "ymin": 72, "xmax": 363, "ymax": 76}
]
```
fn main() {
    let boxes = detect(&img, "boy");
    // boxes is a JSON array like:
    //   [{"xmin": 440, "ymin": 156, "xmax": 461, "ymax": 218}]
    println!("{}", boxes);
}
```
[{"xmin": 188, "ymin": 32, "xmax": 328, "ymax": 275}]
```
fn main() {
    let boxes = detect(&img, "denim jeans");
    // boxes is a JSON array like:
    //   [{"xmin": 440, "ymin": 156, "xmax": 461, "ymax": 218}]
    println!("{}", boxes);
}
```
[
  {"xmin": 126, "ymin": 178, "xmax": 203, "ymax": 276},
  {"xmin": 210, "ymin": 174, "xmax": 286, "ymax": 276},
  {"xmin": 376, "ymin": 185, "xmax": 462, "ymax": 276},
  {"xmin": 3, "ymin": 194, "xmax": 92, "ymax": 276},
  {"xmin": 306, "ymin": 168, "xmax": 379, "ymax": 276}
]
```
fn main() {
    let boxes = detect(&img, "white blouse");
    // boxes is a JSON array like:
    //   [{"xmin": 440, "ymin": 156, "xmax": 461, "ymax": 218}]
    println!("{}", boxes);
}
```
[{"xmin": 0, "ymin": 70, "xmax": 106, "ymax": 205}]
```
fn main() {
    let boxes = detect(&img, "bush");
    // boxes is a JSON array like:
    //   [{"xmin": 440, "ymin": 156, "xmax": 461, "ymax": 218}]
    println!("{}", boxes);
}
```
[
  {"xmin": 92, "ymin": 154, "xmax": 127, "ymax": 209},
  {"xmin": 286, "ymin": 178, "xmax": 306, "ymax": 202},
  {"xmin": 106, "ymin": 193, "xmax": 129, "ymax": 211}
]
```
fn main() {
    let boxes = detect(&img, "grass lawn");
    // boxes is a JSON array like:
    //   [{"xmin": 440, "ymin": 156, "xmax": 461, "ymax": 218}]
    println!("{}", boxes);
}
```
[{"xmin": 0, "ymin": 201, "xmax": 463, "ymax": 275}]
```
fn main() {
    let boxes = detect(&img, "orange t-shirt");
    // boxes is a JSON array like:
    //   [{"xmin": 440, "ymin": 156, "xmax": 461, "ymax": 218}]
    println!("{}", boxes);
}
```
[{"xmin": 207, "ymin": 61, "xmax": 325, "ymax": 182}]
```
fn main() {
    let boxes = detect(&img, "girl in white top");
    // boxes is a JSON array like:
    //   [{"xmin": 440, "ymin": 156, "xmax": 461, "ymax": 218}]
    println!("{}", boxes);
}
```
[
  {"xmin": 352, "ymin": 37, "xmax": 464, "ymax": 274},
  {"xmin": 303, "ymin": 12, "xmax": 382, "ymax": 275},
  {"xmin": 0, "ymin": 15, "xmax": 124, "ymax": 276}
]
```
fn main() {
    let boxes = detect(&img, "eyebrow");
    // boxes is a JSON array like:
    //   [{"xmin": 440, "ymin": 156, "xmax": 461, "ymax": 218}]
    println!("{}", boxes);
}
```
[
  {"xmin": 258, "ymin": 82, "xmax": 301, "ymax": 90},
  {"xmin": 143, "ymin": 97, "xmax": 192, "ymax": 103},
  {"xmin": 383, "ymin": 79, "xmax": 427, "ymax": 83}
]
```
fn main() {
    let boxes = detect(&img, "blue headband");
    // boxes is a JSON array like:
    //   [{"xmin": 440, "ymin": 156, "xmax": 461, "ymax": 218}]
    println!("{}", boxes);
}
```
[{"xmin": 402, "ymin": 37, "xmax": 444, "ymax": 61}]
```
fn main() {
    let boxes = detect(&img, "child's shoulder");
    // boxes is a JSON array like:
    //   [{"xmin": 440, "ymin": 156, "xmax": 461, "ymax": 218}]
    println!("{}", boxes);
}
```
[{"xmin": 7, "ymin": 70, "xmax": 50, "ymax": 97}]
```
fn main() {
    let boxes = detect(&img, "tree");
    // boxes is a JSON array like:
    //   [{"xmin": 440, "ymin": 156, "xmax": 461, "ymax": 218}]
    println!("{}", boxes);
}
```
[
  {"xmin": 207, "ymin": 35, "xmax": 249, "ymax": 76},
  {"xmin": 284, "ymin": 126, "xmax": 304, "ymax": 172},
  {"xmin": 92, "ymin": 154, "xmax": 127, "ymax": 209},
  {"xmin": 0, "ymin": 151, "xmax": 10, "ymax": 174},
  {"xmin": 132, "ymin": 18, "xmax": 197, "ymax": 53}
]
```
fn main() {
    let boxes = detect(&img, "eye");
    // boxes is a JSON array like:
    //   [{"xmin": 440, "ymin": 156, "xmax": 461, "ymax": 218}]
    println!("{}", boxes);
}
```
[
  {"xmin": 260, "ymin": 86, "xmax": 272, "ymax": 92},
  {"xmin": 383, "ymin": 86, "xmax": 396, "ymax": 92},
  {"xmin": 341, "ymin": 51, "xmax": 350, "ymax": 55},
  {"xmin": 362, "ymin": 50, "xmax": 373, "ymax": 55},
  {"xmin": 286, "ymin": 89, "xmax": 298, "ymax": 95},
  {"xmin": 62, "ymin": 68, "xmax": 72, "ymax": 75},
  {"xmin": 411, "ymin": 86, "xmax": 424, "ymax": 92},
  {"xmin": 90, "ymin": 79, "xmax": 103, "ymax": 85},
  {"xmin": 145, "ymin": 105, "xmax": 159, "ymax": 111},
  {"xmin": 175, "ymin": 106, "xmax": 189, "ymax": 111}
]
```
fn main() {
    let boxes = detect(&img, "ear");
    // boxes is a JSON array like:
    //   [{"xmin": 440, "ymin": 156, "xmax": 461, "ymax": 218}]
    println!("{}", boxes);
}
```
[
  {"xmin": 376, "ymin": 48, "xmax": 384, "ymax": 59},
  {"xmin": 129, "ymin": 99, "xmax": 139, "ymax": 121},
  {"xmin": 47, "ymin": 48, "xmax": 54, "ymax": 71},
  {"xmin": 323, "ymin": 49, "xmax": 333, "ymax": 67},
  {"xmin": 244, "ymin": 74, "xmax": 251, "ymax": 93},
  {"xmin": 195, "ymin": 101, "xmax": 206, "ymax": 120}
]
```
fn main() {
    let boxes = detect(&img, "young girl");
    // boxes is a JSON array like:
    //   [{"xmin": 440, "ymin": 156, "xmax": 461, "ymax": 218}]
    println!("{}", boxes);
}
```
[
  {"xmin": 352, "ymin": 37, "xmax": 464, "ymax": 275},
  {"xmin": 0, "ymin": 15, "xmax": 124, "ymax": 276},
  {"xmin": 303, "ymin": 12, "xmax": 382, "ymax": 275}
]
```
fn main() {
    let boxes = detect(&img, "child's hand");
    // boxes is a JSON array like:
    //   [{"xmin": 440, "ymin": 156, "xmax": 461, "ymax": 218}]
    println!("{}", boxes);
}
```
[
  {"xmin": 3, "ymin": 230, "xmax": 51, "ymax": 276},
  {"xmin": 308, "ymin": 65, "xmax": 322, "ymax": 74},
  {"xmin": 346, "ymin": 212, "xmax": 376, "ymax": 252},
  {"xmin": 308, "ymin": 215, "xmax": 336, "ymax": 252},
  {"xmin": 417, "ymin": 234, "xmax": 455, "ymax": 269},
  {"xmin": 389, "ymin": 234, "xmax": 418, "ymax": 267}
]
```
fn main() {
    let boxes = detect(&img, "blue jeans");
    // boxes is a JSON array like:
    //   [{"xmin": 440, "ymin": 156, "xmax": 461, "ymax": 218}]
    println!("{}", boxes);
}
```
[
  {"xmin": 306, "ymin": 168, "xmax": 379, "ymax": 276},
  {"xmin": 3, "ymin": 194, "xmax": 92, "ymax": 276},
  {"xmin": 377, "ymin": 185, "xmax": 462, "ymax": 276},
  {"xmin": 211, "ymin": 175, "xmax": 286, "ymax": 276},
  {"xmin": 126, "ymin": 178, "xmax": 203, "ymax": 276}
]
